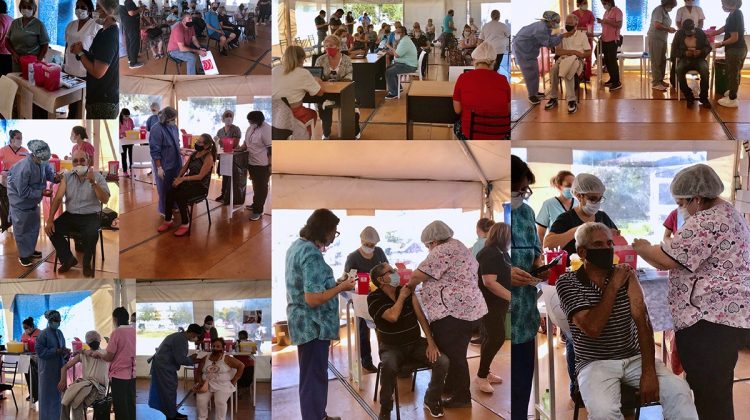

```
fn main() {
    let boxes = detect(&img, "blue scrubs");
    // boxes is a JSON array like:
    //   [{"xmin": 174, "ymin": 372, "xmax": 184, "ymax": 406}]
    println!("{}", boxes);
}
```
[
  {"xmin": 148, "ymin": 122, "xmax": 182, "ymax": 216},
  {"xmin": 36, "ymin": 327, "xmax": 65, "ymax": 419},
  {"xmin": 7, "ymin": 156, "xmax": 55, "ymax": 258},
  {"xmin": 148, "ymin": 332, "xmax": 194, "ymax": 418},
  {"xmin": 512, "ymin": 21, "xmax": 563, "ymax": 98}
]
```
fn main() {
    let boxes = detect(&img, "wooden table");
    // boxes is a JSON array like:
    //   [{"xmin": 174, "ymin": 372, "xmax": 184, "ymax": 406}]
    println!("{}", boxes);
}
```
[
  {"xmin": 351, "ymin": 53, "xmax": 386, "ymax": 108},
  {"xmin": 405, "ymin": 80, "xmax": 456, "ymax": 140},
  {"xmin": 303, "ymin": 81, "xmax": 356, "ymax": 139},
  {"xmin": 7, "ymin": 72, "xmax": 86, "ymax": 119}
]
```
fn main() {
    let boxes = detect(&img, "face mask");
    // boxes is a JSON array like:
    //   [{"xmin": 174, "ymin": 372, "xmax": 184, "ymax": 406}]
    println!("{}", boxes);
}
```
[
  {"xmin": 75, "ymin": 8, "xmax": 89, "ymax": 19},
  {"xmin": 566, "ymin": 25, "xmax": 575, "ymax": 32},
  {"xmin": 223, "ymin": 117, "xmax": 233, "ymax": 125},
  {"xmin": 414, "ymin": 31, "xmax": 421, "ymax": 37},
  {"xmin": 70, "ymin": 135, "xmax": 77, "ymax": 143},
  {"xmin": 204, "ymin": 324, "xmax": 212, "ymax": 330},
  {"xmin": 510, "ymin": 195, "xmax": 524, "ymax": 210},
  {"xmin": 88, "ymin": 340, "xmax": 100, "ymax": 350},
  {"xmin": 582, "ymin": 200, "xmax": 601, "ymax": 215},
  {"xmin": 194, "ymin": 143, "xmax": 205, "ymax": 151},
  {"xmin": 562, "ymin": 188, "xmax": 574, "ymax": 199},
  {"xmin": 20, "ymin": 9, "xmax": 33, "ymax": 18},
  {"xmin": 464, "ymin": 31, "xmax": 471, "ymax": 37},
  {"xmin": 388, "ymin": 272, "xmax": 401, "ymax": 287},
  {"xmin": 49, "ymin": 321, "xmax": 60, "ymax": 330},
  {"xmin": 24, "ymin": 328, "xmax": 31, "ymax": 335},
  {"xmin": 580, "ymin": 3, "xmax": 589, "ymax": 10},
  {"xmin": 326, "ymin": 47, "xmax": 338, "ymax": 57},
  {"xmin": 585, "ymin": 247, "xmax": 614, "ymax": 270},
  {"xmin": 678, "ymin": 206, "xmax": 691, "ymax": 222},
  {"xmin": 186, "ymin": 21, "xmax": 194, "ymax": 27},
  {"xmin": 394, "ymin": 34, "xmax": 401, "ymax": 40},
  {"xmin": 74, "ymin": 165, "xmax": 88, "ymax": 176},
  {"xmin": 361, "ymin": 245, "xmax": 374, "ymax": 254},
  {"xmin": 212, "ymin": 348, "xmax": 223, "ymax": 354},
  {"xmin": 12, "ymin": 139, "xmax": 21, "ymax": 148}
]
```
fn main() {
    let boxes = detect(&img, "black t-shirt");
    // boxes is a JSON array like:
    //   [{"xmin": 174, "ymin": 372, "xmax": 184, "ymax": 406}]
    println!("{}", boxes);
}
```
[
  {"xmin": 549, "ymin": 209, "xmax": 618, "ymax": 257},
  {"xmin": 725, "ymin": 9, "xmax": 746, "ymax": 50},
  {"xmin": 86, "ymin": 25, "xmax": 119, "ymax": 105},
  {"xmin": 315, "ymin": 15, "xmax": 328, "ymax": 32},
  {"xmin": 344, "ymin": 246, "xmax": 388, "ymax": 274},
  {"xmin": 367, "ymin": 286, "xmax": 422, "ymax": 346},
  {"xmin": 476, "ymin": 246, "xmax": 511, "ymax": 309},
  {"xmin": 329, "ymin": 16, "xmax": 342, "ymax": 30},
  {"xmin": 121, "ymin": 0, "xmax": 141, "ymax": 29}
]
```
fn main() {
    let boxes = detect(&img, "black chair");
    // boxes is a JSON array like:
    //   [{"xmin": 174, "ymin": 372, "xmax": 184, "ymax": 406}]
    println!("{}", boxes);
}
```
[
  {"xmin": 0, "ymin": 360, "xmax": 19, "ymax": 411},
  {"xmin": 373, "ymin": 361, "xmax": 431, "ymax": 420},
  {"xmin": 468, "ymin": 111, "xmax": 511, "ymax": 140},
  {"xmin": 52, "ymin": 228, "xmax": 105, "ymax": 273},
  {"xmin": 186, "ymin": 195, "xmax": 212, "ymax": 236},
  {"xmin": 164, "ymin": 53, "xmax": 184, "ymax": 74},
  {"xmin": 572, "ymin": 381, "xmax": 661, "ymax": 420}
]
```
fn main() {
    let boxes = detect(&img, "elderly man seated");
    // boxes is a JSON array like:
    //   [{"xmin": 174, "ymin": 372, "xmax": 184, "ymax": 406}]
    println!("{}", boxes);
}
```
[
  {"xmin": 672, "ymin": 18, "xmax": 712, "ymax": 108},
  {"xmin": 368, "ymin": 262, "xmax": 449, "ymax": 420},
  {"xmin": 45, "ymin": 150, "xmax": 111, "ymax": 277},
  {"xmin": 58, "ymin": 330, "xmax": 109, "ymax": 420},
  {"xmin": 555, "ymin": 222, "xmax": 698, "ymax": 420},
  {"xmin": 545, "ymin": 14, "xmax": 591, "ymax": 114}
]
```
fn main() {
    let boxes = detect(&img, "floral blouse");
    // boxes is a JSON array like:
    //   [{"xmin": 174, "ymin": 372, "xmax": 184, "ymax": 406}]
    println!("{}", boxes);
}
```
[
  {"xmin": 416, "ymin": 238, "xmax": 487, "ymax": 323},
  {"xmin": 662, "ymin": 201, "xmax": 750, "ymax": 331}
]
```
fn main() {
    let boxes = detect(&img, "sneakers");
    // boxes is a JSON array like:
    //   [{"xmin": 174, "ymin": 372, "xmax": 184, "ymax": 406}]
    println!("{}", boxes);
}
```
[
  {"xmin": 603, "ymin": 80, "xmax": 613, "ymax": 87},
  {"xmin": 157, "ymin": 221, "xmax": 174, "ymax": 233},
  {"xmin": 719, "ymin": 97, "xmax": 740, "ymax": 108},
  {"xmin": 699, "ymin": 98, "xmax": 712, "ymax": 109},
  {"xmin": 384, "ymin": 93, "xmax": 398, "ymax": 99},
  {"xmin": 173, "ymin": 224, "xmax": 190, "ymax": 237},
  {"xmin": 652, "ymin": 84, "xmax": 668, "ymax": 91},
  {"xmin": 128, "ymin": 62, "xmax": 144, "ymax": 69},
  {"xmin": 321, "ymin": 135, "xmax": 330, "ymax": 140},
  {"xmin": 322, "ymin": 100, "xmax": 336, "ymax": 109},
  {"xmin": 355, "ymin": 131, "xmax": 361, "ymax": 140},
  {"xmin": 19, "ymin": 257, "xmax": 33, "ymax": 267},
  {"xmin": 423, "ymin": 398, "xmax": 445, "ymax": 417},
  {"xmin": 362, "ymin": 362, "xmax": 378, "ymax": 373},
  {"xmin": 123, "ymin": 171, "xmax": 130, "ymax": 178},
  {"xmin": 441, "ymin": 397, "xmax": 472, "ymax": 409},
  {"xmin": 544, "ymin": 98, "xmax": 558, "ymax": 110},
  {"xmin": 567, "ymin": 101, "xmax": 577, "ymax": 114},
  {"xmin": 214, "ymin": 195, "xmax": 225, "ymax": 202},
  {"xmin": 83, "ymin": 266, "xmax": 95, "ymax": 278},
  {"xmin": 528, "ymin": 95, "xmax": 541, "ymax": 105},
  {"xmin": 475, "ymin": 377, "xmax": 494, "ymax": 394},
  {"xmin": 58, "ymin": 256, "xmax": 78, "ymax": 273},
  {"xmin": 470, "ymin": 337, "xmax": 482, "ymax": 345},
  {"xmin": 608, "ymin": 83, "xmax": 622, "ymax": 91},
  {"xmin": 249, "ymin": 213, "xmax": 262, "ymax": 221},
  {"xmin": 31, "ymin": 250, "xmax": 42, "ymax": 258},
  {"xmin": 487, "ymin": 372, "xmax": 503, "ymax": 384}
]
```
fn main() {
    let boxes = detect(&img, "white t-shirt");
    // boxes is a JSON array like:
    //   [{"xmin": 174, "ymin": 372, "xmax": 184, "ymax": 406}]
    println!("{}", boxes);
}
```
[
  {"xmin": 675, "ymin": 6, "xmax": 705, "ymax": 27},
  {"xmin": 479, "ymin": 20, "xmax": 510, "ymax": 55},
  {"xmin": 245, "ymin": 122, "xmax": 272, "ymax": 166},
  {"xmin": 561, "ymin": 30, "xmax": 591, "ymax": 52},
  {"xmin": 272, "ymin": 66, "xmax": 321, "ymax": 104},
  {"xmin": 64, "ymin": 18, "xmax": 101, "ymax": 78}
]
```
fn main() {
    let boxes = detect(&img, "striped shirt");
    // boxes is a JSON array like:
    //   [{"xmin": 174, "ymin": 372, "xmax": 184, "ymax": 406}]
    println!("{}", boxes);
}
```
[
  {"xmin": 368, "ymin": 287, "xmax": 421, "ymax": 346},
  {"xmin": 556, "ymin": 269, "xmax": 640, "ymax": 376}
]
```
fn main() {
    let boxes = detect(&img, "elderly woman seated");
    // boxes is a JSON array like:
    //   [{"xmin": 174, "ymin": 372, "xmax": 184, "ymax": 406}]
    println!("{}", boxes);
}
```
[
  {"xmin": 193, "ymin": 337, "xmax": 245, "ymax": 420},
  {"xmin": 58, "ymin": 330, "xmax": 109, "ymax": 420},
  {"xmin": 452, "ymin": 42, "xmax": 511, "ymax": 139}
]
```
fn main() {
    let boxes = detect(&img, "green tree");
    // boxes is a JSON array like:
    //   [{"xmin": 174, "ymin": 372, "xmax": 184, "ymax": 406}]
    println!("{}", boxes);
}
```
[
  {"xmin": 139, "ymin": 304, "xmax": 159, "ymax": 322},
  {"xmin": 169, "ymin": 304, "xmax": 193, "ymax": 327}
]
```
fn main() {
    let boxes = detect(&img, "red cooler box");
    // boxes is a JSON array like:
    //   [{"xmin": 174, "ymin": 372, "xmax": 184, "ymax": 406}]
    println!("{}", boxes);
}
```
[
  {"xmin": 140, "ymin": 126, "xmax": 147, "ymax": 140},
  {"xmin": 20, "ymin": 55, "xmax": 37, "ymax": 80},
  {"xmin": 34, "ymin": 62, "xmax": 61, "ymax": 91},
  {"xmin": 49, "ymin": 157, "xmax": 61, "ymax": 172},
  {"xmin": 72, "ymin": 339, "xmax": 83, "ymax": 352},
  {"xmin": 544, "ymin": 250, "xmax": 568, "ymax": 285},
  {"xmin": 613, "ymin": 235, "xmax": 637, "ymax": 269},
  {"xmin": 356, "ymin": 272, "xmax": 370, "ymax": 294},
  {"xmin": 397, "ymin": 269, "xmax": 412, "ymax": 286},
  {"xmin": 221, "ymin": 137, "xmax": 234, "ymax": 153}
]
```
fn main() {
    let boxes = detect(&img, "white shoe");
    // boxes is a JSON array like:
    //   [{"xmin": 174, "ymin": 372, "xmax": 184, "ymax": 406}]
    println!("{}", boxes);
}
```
[
  {"xmin": 718, "ymin": 97, "xmax": 740, "ymax": 108},
  {"xmin": 651, "ymin": 84, "xmax": 668, "ymax": 91},
  {"xmin": 321, "ymin": 135, "xmax": 329, "ymax": 140},
  {"xmin": 322, "ymin": 100, "xmax": 335, "ymax": 109},
  {"xmin": 724, "ymin": 90, "xmax": 731, "ymax": 98},
  {"xmin": 486, "ymin": 372, "xmax": 503, "ymax": 384},
  {"xmin": 475, "ymin": 377, "xmax": 494, "ymax": 394}
]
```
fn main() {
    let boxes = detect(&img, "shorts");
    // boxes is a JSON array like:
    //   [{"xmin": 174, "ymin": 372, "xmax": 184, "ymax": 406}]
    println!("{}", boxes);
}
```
[{"xmin": 209, "ymin": 32, "xmax": 224, "ymax": 41}]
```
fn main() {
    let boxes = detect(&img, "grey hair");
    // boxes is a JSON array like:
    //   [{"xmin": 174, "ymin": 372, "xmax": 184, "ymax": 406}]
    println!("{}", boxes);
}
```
[
  {"xmin": 566, "ymin": 14, "xmax": 580, "ymax": 25},
  {"xmin": 574, "ymin": 222, "xmax": 612, "ymax": 249},
  {"xmin": 85, "ymin": 330, "xmax": 101, "ymax": 343}
]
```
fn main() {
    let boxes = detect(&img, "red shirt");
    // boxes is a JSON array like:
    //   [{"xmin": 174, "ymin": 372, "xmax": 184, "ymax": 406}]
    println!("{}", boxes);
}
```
[
  {"xmin": 664, "ymin": 209, "xmax": 679, "ymax": 232},
  {"xmin": 572, "ymin": 9, "xmax": 595, "ymax": 31},
  {"xmin": 168, "ymin": 22, "xmax": 196, "ymax": 52},
  {"xmin": 452, "ymin": 69, "xmax": 510, "ymax": 139}
]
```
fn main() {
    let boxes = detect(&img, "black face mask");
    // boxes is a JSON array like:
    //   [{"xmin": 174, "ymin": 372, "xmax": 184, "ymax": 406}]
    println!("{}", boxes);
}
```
[
  {"xmin": 88, "ymin": 340, "xmax": 101, "ymax": 350},
  {"xmin": 194, "ymin": 144, "xmax": 205, "ymax": 151},
  {"xmin": 565, "ymin": 25, "xmax": 576, "ymax": 32},
  {"xmin": 185, "ymin": 21, "xmax": 194, "ymax": 27},
  {"xmin": 585, "ymin": 247, "xmax": 614, "ymax": 270}
]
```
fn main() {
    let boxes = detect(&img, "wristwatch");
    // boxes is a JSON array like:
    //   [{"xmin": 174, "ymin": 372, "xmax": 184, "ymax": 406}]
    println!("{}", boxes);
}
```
[{"xmin": 75, "ymin": 51, "xmax": 85, "ymax": 61}]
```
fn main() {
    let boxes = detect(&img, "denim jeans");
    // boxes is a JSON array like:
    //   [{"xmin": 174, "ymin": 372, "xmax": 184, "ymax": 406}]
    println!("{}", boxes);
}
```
[
  {"xmin": 169, "ymin": 50, "xmax": 198, "ymax": 75},
  {"xmin": 386, "ymin": 62, "xmax": 417, "ymax": 96}
]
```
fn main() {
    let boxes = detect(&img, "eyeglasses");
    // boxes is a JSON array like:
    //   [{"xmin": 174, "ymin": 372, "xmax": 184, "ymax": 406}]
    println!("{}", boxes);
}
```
[
  {"xmin": 512, "ymin": 187, "xmax": 533, "ymax": 200},
  {"xmin": 583, "ymin": 195, "xmax": 605, "ymax": 204},
  {"xmin": 71, "ymin": 158, "xmax": 87, "ymax": 165}
]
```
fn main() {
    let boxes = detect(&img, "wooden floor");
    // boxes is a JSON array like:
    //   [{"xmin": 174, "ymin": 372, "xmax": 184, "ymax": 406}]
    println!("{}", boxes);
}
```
[
  {"xmin": 120, "ymin": 22, "xmax": 272, "ymax": 76},
  {"xmin": 529, "ymin": 331, "xmax": 750, "ymax": 419},
  {"xmin": 118, "ymin": 172, "xmax": 271, "ymax": 279},
  {"xmin": 272, "ymin": 325, "xmax": 510, "ymax": 419},
  {"xmin": 510, "ymin": 68, "xmax": 750, "ymax": 140}
]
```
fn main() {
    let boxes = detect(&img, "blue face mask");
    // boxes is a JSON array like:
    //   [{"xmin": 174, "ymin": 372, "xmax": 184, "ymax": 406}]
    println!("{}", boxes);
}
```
[
  {"xmin": 562, "ymin": 188, "xmax": 574, "ymax": 200},
  {"xmin": 49, "ymin": 321, "xmax": 60, "ymax": 330},
  {"xmin": 389, "ymin": 272, "xmax": 401, "ymax": 287}
]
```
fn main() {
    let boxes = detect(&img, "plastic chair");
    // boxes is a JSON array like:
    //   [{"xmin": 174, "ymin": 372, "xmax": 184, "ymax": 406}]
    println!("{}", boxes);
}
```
[
  {"xmin": 129, "ymin": 144, "xmax": 154, "ymax": 189},
  {"xmin": 52, "ymin": 225, "xmax": 104, "ymax": 272},
  {"xmin": 397, "ymin": 50, "xmax": 428, "ymax": 98},
  {"xmin": 0, "ymin": 360, "xmax": 19, "ymax": 411},
  {"xmin": 468, "ymin": 111, "xmax": 511, "ymax": 140}
]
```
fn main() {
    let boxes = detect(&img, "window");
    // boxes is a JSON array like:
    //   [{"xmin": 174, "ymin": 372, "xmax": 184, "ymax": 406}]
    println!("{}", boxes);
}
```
[
  {"xmin": 235, "ymin": 96, "xmax": 273, "ymax": 126},
  {"xmin": 178, "ymin": 96, "xmax": 237, "ymax": 136},
  {"xmin": 214, "ymin": 298, "xmax": 272, "ymax": 341},
  {"xmin": 120, "ymin": 95, "xmax": 164, "ymax": 129},
  {"xmin": 11, "ymin": 291, "xmax": 94, "ymax": 347},
  {"xmin": 135, "ymin": 302, "xmax": 194, "ymax": 356}
]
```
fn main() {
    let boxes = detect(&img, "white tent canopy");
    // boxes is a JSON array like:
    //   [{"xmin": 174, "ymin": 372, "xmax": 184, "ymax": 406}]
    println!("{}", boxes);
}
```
[
  {"xmin": 273, "ymin": 140, "xmax": 509, "ymax": 214},
  {"xmin": 0, "ymin": 279, "xmax": 135, "ymax": 344},
  {"xmin": 120, "ymin": 75, "xmax": 272, "ymax": 108}
]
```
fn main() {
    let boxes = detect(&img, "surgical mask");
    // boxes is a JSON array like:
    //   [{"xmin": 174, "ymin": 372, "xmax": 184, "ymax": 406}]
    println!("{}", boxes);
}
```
[
  {"xmin": 678, "ymin": 206, "xmax": 691, "ymax": 222},
  {"xmin": 20, "ymin": 9, "xmax": 33, "ymax": 18},
  {"xmin": 24, "ymin": 328, "xmax": 31, "ymax": 335},
  {"xmin": 464, "ymin": 31, "xmax": 471, "ymax": 37},
  {"xmin": 75, "ymin": 8, "xmax": 89, "ymax": 19},
  {"xmin": 389, "ymin": 272, "xmax": 400, "ymax": 287},
  {"xmin": 510, "ymin": 195, "xmax": 524, "ymax": 210},
  {"xmin": 566, "ymin": 24, "xmax": 575, "ymax": 32},
  {"xmin": 585, "ymin": 247, "xmax": 614, "ymax": 271},
  {"xmin": 248, "ymin": 123, "xmax": 257, "ymax": 130},
  {"xmin": 223, "ymin": 117, "xmax": 233, "ymax": 125},
  {"xmin": 361, "ymin": 245, "xmax": 374, "ymax": 254},
  {"xmin": 88, "ymin": 340, "xmax": 100, "ymax": 350},
  {"xmin": 212, "ymin": 348, "xmax": 223, "ymax": 354},
  {"xmin": 604, "ymin": 3, "xmax": 612, "ymax": 10},
  {"xmin": 93, "ymin": 11, "xmax": 105, "ymax": 25},
  {"xmin": 74, "ymin": 165, "xmax": 88, "ymax": 176},
  {"xmin": 562, "ymin": 187, "xmax": 574, "ymax": 199},
  {"xmin": 70, "ymin": 135, "xmax": 77, "ymax": 143},
  {"xmin": 194, "ymin": 143, "xmax": 205, "ymax": 151},
  {"xmin": 49, "ymin": 321, "xmax": 60, "ymax": 330},
  {"xmin": 326, "ymin": 47, "xmax": 338, "ymax": 57},
  {"xmin": 394, "ymin": 34, "xmax": 401, "ymax": 40},
  {"xmin": 11, "ymin": 139, "xmax": 21, "ymax": 148},
  {"xmin": 414, "ymin": 31, "xmax": 421, "ymax": 37},
  {"xmin": 582, "ymin": 200, "xmax": 601, "ymax": 215}
]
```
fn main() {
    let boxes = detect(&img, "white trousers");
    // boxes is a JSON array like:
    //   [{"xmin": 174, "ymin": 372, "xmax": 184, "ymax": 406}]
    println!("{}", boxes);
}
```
[{"xmin": 196, "ymin": 389, "xmax": 233, "ymax": 420}]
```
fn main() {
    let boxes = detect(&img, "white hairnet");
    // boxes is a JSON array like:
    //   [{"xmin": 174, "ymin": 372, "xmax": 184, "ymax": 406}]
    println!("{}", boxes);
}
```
[
  {"xmin": 471, "ymin": 42, "xmax": 497, "ymax": 63},
  {"xmin": 421, "ymin": 221, "xmax": 454, "ymax": 243},
  {"xmin": 85, "ymin": 330, "xmax": 101, "ymax": 343},
  {"xmin": 670, "ymin": 164, "xmax": 724, "ymax": 199},
  {"xmin": 572, "ymin": 173, "xmax": 605, "ymax": 195},
  {"xmin": 360, "ymin": 226, "xmax": 380, "ymax": 244}
]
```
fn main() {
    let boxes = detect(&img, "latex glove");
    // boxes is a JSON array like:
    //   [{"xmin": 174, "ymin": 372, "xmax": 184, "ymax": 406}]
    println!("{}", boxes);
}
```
[{"xmin": 157, "ymin": 167, "xmax": 165, "ymax": 179}]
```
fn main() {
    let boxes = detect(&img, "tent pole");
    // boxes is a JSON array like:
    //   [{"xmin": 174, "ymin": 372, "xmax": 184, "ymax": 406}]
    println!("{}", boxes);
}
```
[
  {"xmin": 454, "ymin": 138, "xmax": 491, "ymax": 215},
  {"xmin": 103, "ymin": 120, "xmax": 117, "ymax": 172},
  {"xmin": 114, "ymin": 279, "xmax": 122, "ymax": 309}
]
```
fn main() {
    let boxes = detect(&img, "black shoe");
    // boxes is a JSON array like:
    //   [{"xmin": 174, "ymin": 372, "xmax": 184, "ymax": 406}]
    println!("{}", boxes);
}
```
[
  {"xmin": 528, "ymin": 95, "xmax": 541, "ymax": 105},
  {"xmin": 700, "ymin": 98, "xmax": 712, "ymax": 109},
  {"xmin": 604, "ymin": 80, "xmax": 613, "ymax": 86},
  {"xmin": 214, "ymin": 195, "xmax": 225, "ymax": 202},
  {"xmin": 385, "ymin": 93, "xmax": 398, "ymax": 99},
  {"xmin": 424, "ymin": 398, "xmax": 445, "ymax": 417},
  {"xmin": 174, "ymin": 413, "xmax": 188, "ymax": 420},
  {"xmin": 362, "ymin": 362, "xmax": 378, "ymax": 373},
  {"xmin": 470, "ymin": 337, "xmax": 482, "ymax": 345},
  {"xmin": 544, "ymin": 98, "xmax": 558, "ymax": 110},
  {"xmin": 686, "ymin": 97, "xmax": 695, "ymax": 106},
  {"xmin": 441, "ymin": 397, "xmax": 472, "ymax": 408},
  {"xmin": 58, "ymin": 256, "xmax": 78, "ymax": 273},
  {"xmin": 31, "ymin": 250, "xmax": 42, "ymax": 258},
  {"xmin": 378, "ymin": 407, "xmax": 391, "ymax": 420},
  {"xmin": 609, "ymin": 83, "xmax": 622, "ymax": 91},
  {"xmin": 220, "ymin": 49, "xmax": 228, "ymax": 56},
  {"xmin": 567, "ymin": 101, "xmax": 578, "ymax": 114},
  {"xmin": 83, "ymin": 266, "xmax": 95, "ymax": 278},
  {"xmin": 19, "ymin": 257, "xmax": 33, "ymax": 267}
]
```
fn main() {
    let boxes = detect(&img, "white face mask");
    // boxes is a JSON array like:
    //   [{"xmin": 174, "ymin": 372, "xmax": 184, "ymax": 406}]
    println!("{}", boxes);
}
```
[
  {"xmin": 361, "ymin": 245, "xmax": 374, "ymax": 254},
  {"xmin": 249, "ymin": 123, "xmax": 257, "ymax": 130},
  {"xmin": 11, "ymin": 139, "xmax": 21, "ymax": 148},
  {"xmin": 92, "ymin": 11, "xmax": 105, "ymax": 25},
  {"xmin": 510, "ymin": 195, "xmax": 524, "ymax": 210},
  {"xmin": 582, "ymin": 200, "xmax": 601, "ymax": 215},
  {"xmin": 74, "ymin": 165, "xmax": 89, "ymax": 176},
  {"xmin": 394, "ymin": 34, "xmax": 401, "ymax": 40},
  {"xmin": 678, "ymin": 206, "xmax": 691, "ymax": 222},
  {"xmin": 75, "ymin": 8, "xmax": 89, "ymax": 20},
  {"xmin": 70, "ymin": 135, "xmax": 77, "ymax": 143},
  {"xmin": 20, "ymin": 9, "xmax": 33, "ymax": 18},
  {"xmin": 224, "ymin": 117, "xmax": 233, "ymax": 125}
]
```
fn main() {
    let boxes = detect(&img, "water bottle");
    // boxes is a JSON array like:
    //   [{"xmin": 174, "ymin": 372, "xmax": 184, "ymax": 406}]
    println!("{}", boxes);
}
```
[{"xmin": 542, "ymin": 388, "xmax": 551, "ymax": 413}]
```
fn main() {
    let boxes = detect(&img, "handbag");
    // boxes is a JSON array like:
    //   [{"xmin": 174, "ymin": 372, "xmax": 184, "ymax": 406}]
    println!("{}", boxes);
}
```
[
  {"xmin": 92, "ymin": 383, "xmax": 112, "ymax": 420},
  {"xmin": 100, "ymin": 207, "xmax": 118, "ymax": 229}
]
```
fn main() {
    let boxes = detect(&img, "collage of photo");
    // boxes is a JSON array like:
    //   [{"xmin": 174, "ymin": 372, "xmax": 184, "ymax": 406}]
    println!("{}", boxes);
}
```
[{"xmin": 0, "ymin": 0, "xmax": 748, "ymax": 420}]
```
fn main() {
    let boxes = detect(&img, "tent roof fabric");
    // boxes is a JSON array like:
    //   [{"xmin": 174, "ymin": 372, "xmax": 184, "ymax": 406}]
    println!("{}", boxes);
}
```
[
  {"xmin": 120, "ymin": 75, "xmax": 272, "ymax": 105},
  {"xmin": 134, "ymin": 279, "xmax": 271, "ymax": 303}
]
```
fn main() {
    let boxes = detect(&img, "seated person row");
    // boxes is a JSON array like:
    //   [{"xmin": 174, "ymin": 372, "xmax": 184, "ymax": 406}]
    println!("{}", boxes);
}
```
[
  {"xmin": 140, "ymin": 5, "xmax": 168, "ymax": 59},
  {"xmin": 167, "ymin": 12, "xmax": 208, "ymax": 75},
  {"xmin": 384, "ymin": 25, "xmax": 418, "ymax": 99},
  {"xmin": 205, "ymin": 1, "xmax": 236, "ymax": 56},
  {"xmin": 545, "ymin": 13, "xmax": 591, "ymax": 114}
]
